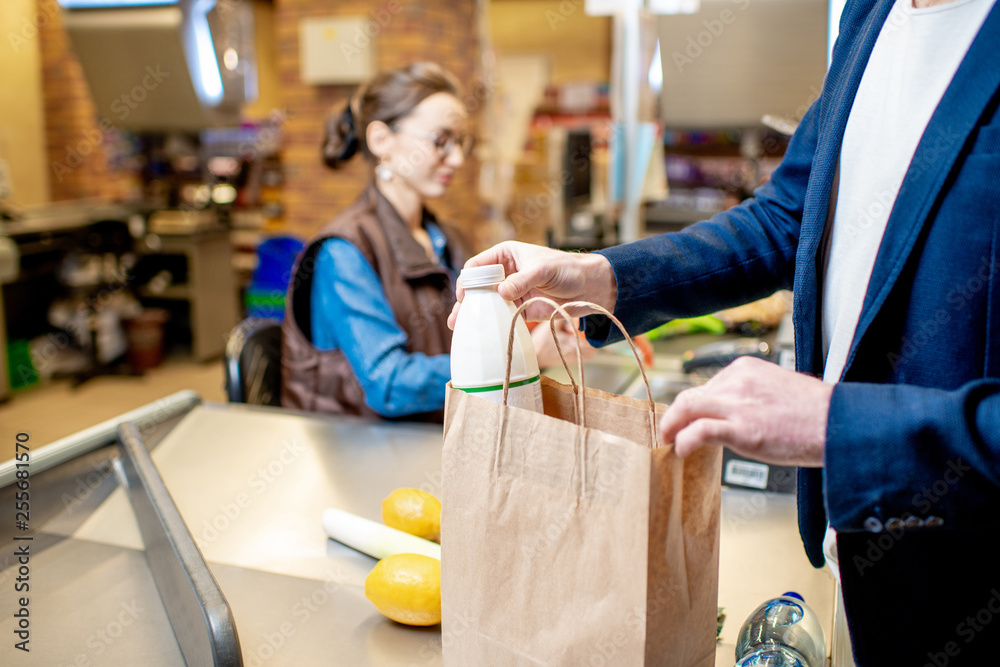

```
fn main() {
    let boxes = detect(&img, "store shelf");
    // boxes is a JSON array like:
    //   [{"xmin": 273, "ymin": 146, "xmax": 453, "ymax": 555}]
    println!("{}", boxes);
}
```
[
  {"xmin": 646, "ymin": 205, "xmax": 724, "ymax": 226},
  {"xmin": 134, "ymin": 229, "xmax": 238, "ymax": 361},
  {"xmin": 136, "ymin": 284, "xmax": 191, "ymax": 301}
]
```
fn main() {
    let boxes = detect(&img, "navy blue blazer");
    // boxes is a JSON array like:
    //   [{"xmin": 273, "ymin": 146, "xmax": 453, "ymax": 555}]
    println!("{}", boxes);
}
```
[{"xmin": 587, "ymin": 1, "xmax": 1000, "ymax": 662}]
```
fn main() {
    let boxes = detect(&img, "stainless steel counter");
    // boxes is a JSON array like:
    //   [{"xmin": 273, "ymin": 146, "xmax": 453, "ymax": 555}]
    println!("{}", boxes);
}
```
[{"xmin": 1, "ymin": 401, "xmax": 834, "ymax": 666}]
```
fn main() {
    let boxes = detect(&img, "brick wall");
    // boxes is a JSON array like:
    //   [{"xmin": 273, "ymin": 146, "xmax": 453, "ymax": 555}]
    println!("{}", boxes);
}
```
[
  {"xmin": 274, "ymin": 0, "xmax": 484, "ymax": 243},
  {"xmin": 37, "ymin": 0, "xmax": 130, "ymax": 202}
]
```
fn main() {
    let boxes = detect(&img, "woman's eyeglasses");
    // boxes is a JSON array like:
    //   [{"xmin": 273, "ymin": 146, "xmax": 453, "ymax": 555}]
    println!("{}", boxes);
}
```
[{"xmin": 393, "ymin": 126, "xmax": 475, "ymax": 158}]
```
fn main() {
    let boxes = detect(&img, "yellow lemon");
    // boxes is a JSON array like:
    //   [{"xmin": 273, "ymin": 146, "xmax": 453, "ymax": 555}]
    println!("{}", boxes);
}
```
[
  {"xmin": 381, "ymin": 488, "xmax": 441, "ymax": 542},
  {"xmin": 364, "ymin": 553, "xmax": 441, "ymax": 626}
]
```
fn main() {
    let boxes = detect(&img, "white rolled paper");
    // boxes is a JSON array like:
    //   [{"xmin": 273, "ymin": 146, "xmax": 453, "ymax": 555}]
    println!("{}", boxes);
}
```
[{"xmin": 322, "ymin": 508, "xmax": 441, "ymax": 561}]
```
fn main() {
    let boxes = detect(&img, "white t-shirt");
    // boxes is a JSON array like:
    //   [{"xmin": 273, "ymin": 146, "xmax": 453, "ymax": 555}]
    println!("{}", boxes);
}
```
[{"xmin": 821, "ymin": 0, "xmax": 996, "ymax": 384}]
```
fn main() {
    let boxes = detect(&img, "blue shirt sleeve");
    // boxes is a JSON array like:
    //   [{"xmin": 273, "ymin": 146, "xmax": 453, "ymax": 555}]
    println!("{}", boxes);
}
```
[{"xmin": 310, "ymin": 238, "xmax": 451, "ymax": 417}]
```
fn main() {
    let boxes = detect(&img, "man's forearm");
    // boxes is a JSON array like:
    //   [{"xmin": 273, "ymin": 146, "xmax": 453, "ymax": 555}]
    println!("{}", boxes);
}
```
[{"xmin": 580, "ymin": 252, "xmax": 617, "ymax": 313}]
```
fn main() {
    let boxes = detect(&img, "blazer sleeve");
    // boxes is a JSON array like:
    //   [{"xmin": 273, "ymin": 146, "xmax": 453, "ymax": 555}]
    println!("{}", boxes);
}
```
[
  {"xmin": 584, "ymin": 91, "xmax": 823, "ymax": 346},
  {"xmin": 825, "ymin": 379, "xmax": 1000, "ymax": 533}
]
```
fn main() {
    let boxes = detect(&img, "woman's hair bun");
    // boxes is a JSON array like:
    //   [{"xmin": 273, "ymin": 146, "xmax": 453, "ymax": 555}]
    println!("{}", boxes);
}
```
[
  {"xmin": 320, "ymin": 63, "xmax": 461, "ymax": 168},
  {"xmin": 322, "ymin": 103, "xmax": 359, "ymax": 169}
]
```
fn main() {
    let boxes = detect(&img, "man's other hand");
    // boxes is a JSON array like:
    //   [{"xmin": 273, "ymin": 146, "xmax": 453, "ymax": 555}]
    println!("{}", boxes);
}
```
[{"xmin": 660, "ymin": 356, "xmax": 832, "ymax": 467}]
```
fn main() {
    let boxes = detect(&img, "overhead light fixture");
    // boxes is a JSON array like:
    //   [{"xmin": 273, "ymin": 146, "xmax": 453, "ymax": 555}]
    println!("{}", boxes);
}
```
[
  {"xmin": 648, "ymin": 39, "xmax": 662, "ymax": 93},
  {"xmin": 586, "ymin": 0, "xmax": 700, "ymax": 16},
  {"xmin": 189, "ymin": 0, "xmax": 223, "ymax": 106},
  {"xmin": 647, "ymin": 0, "xmax": 700, "ymax": 15},
  {"xmin": 60, "ymin": 0, "xmax": 256, "ymax": 129},
  {"xmin": 223, "ymin": 47, "xmax": 239, "ymax": 71},
  {"xmin": 211, "ymin": 183, "xmax": 238, "ymax": 205},
  {"xmin": 58, "ymin": 0, "xmax": 178, "ymax": 6}
]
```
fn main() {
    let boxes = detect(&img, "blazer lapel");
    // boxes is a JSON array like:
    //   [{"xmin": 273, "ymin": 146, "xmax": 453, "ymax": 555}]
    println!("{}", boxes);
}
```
[
  {"xmin": 840, "ymin": 1, "xmax": 1000, "ymax": 378},
  {"xmin": 794, "ymin": 0, "xmax": 895, "ymax": 377}
]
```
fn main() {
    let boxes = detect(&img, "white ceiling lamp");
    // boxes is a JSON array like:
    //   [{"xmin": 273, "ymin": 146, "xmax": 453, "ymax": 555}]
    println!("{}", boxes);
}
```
[
  {"xmin": 648, "ymin": 0, "xmax": 700, "ymax": 15},
  {"xmin": 59, "ymin": 0, "xmax": 256, "ymax": 130},
  {"xmin": 586, "ymin": 0, "xmax": 699, "ymax": 14},
  {"xmin": 648, "ymin": 39, "xmax": 663, "ymax": 94},
  {"xmin": 188, "ymin": 0, "xmax": 224, "ymax": 106}
]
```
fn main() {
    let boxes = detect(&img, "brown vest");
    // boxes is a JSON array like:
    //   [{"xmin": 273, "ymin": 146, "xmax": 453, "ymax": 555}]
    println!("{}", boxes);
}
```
[{"xmin": 281, "ymin": 185, "xmax": 465, "ymax": 421}]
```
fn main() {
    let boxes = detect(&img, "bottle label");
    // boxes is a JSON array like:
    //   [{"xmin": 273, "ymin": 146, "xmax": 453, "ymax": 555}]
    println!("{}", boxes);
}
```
[{"xmin": 456, "ymin": 376, "xmax": 544, "ymax": 413}]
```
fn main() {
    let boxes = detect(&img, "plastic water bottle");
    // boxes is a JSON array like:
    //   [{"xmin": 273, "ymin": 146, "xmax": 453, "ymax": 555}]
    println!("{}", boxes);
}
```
[
  {"xmin": 734, "ymin": 592, "xmax": 826, "ymax": 667},
  {"xmin": 450, "ymin": 264, "xmax": 544, "ymax": 412}
]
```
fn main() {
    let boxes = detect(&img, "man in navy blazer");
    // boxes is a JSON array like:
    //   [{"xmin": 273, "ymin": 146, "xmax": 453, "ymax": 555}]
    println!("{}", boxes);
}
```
[{"xmin": 451, "ymin": 0, "xmax": 1000, "ymax": 662}]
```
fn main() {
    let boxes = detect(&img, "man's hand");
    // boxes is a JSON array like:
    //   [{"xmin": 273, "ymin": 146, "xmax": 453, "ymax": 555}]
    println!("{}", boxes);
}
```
[
  {"xmin": 447, "ymin": 241, "xmax": 616, "ymax": 328},
  {"xmin": 660, "ymin": 356, "xmax": 832, "ymax": 467}
]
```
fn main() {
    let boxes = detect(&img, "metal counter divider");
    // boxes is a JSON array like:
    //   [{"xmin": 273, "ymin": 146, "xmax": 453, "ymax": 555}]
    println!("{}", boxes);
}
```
[{"xmin": 117, "ymin": 421, "xmax": 242, "ymax": 666}]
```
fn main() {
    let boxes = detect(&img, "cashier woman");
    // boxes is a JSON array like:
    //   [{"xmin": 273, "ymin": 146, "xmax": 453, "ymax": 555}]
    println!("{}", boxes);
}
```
[
  {"xmin": 451, "ymin": 0, "xmax": 1000, "ymax": 663},
  {"xmin": 281, "ymin": 62, "xmax": 588, "ymax": 420}
]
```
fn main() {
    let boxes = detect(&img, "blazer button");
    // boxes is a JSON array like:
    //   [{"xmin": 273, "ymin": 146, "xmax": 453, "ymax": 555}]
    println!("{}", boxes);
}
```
[
  {"xmin": 905, "ymin": 516, "xmax": 923, "ymax": 530},
  {"xmin": 864, "ymin": 517, "xmax": 883, "ymax": 533},
  {"xmin": 925, "ymin": 516, "xmax": 944, "ymax": 528},
  {"xmin": 885, "ymin": 517, "xmax": 903, "ymax": 532}
]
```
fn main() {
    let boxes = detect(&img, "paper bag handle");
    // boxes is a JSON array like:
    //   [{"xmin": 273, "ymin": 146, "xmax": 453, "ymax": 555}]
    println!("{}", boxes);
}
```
[
  {"xmin": 504, "ymin": 297, "xmax": 586, "ymax": 428},
  {"xmin": 504, "ymin": 297, "xmax": 660, "ymax": 449},
  {"xmin": 561, "ymin": 301, "xmax": 659, "ymax": 449},
  {"xmin": 500, "ymin": 298, "xmax": 588, "ymax": 491}
]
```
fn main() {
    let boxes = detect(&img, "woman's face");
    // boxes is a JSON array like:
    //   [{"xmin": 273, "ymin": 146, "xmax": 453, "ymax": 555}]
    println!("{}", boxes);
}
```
[{"xmin": 377, "ymin": 92, "xmax": 469, "ymax": 200}]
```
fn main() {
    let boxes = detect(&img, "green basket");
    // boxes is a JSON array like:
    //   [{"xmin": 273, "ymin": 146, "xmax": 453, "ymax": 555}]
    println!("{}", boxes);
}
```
[{"xmin": 7, "ymin": 339, "xmax": 39, "ymax": 391}]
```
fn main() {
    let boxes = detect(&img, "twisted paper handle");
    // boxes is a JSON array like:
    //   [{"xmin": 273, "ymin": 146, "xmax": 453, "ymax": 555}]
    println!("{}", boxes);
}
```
[
  {"xmin": 504, "ymin": 297, "xmax": 585, "ymax": 425},
  {"xmin": 503, "ymin": 297, "xmax": 659, "ymax": 448}
]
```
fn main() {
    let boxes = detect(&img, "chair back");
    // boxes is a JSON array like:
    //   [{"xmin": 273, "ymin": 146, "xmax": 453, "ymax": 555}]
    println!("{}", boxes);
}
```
[{"xmin": 224, "ymin": 318, "xmax": 282, "ymax": 406}]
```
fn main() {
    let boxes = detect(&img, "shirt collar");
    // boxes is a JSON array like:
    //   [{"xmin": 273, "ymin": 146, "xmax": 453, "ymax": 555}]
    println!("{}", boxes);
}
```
[{"xmin": 366, "ymin": 183, "xmax": 448, "ymax": 280}]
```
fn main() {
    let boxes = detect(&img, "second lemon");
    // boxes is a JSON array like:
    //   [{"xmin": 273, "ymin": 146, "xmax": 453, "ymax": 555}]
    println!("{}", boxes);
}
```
[
  {"xmin": 365, "ymin": 553, "xmax": 441, "ymax": 626},
  {"xmin": 381, "ymin": 488, "xmax": 441, "ymax": 542}
]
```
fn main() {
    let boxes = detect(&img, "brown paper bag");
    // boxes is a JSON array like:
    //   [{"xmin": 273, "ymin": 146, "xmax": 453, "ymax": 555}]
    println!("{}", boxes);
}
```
[{"xmin": 441, "ymin": 300, "xmax": 722, "ymax": 666}]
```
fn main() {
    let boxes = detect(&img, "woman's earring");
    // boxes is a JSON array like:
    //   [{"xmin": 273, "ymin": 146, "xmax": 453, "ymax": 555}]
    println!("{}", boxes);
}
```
[{"xmin": 375, "ymin": 160, "xmax": 393, "ymax": 182}]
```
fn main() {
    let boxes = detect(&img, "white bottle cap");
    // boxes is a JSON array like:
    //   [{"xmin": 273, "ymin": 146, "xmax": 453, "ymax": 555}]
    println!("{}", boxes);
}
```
[{"xmin": 460, "ymin": 264, "xmax": 505, "ymax": 288}]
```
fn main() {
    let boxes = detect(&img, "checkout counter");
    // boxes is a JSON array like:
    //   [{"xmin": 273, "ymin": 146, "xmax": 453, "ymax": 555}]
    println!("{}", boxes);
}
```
[{"xmin": 0, "ymin": 348, "xmax": 837, "ymax": 666}]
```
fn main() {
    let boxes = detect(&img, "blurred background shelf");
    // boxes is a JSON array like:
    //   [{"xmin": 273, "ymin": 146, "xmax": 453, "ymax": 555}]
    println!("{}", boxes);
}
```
[{"xmin": 134, "ymin": 229, "xmax": 238, "ymax": 362}]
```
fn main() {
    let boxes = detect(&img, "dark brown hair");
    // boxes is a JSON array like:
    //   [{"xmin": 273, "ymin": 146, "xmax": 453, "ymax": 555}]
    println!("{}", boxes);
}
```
[{"xmin": 322, "ymin": 62, "xmax": 462, "ymax": 169}]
